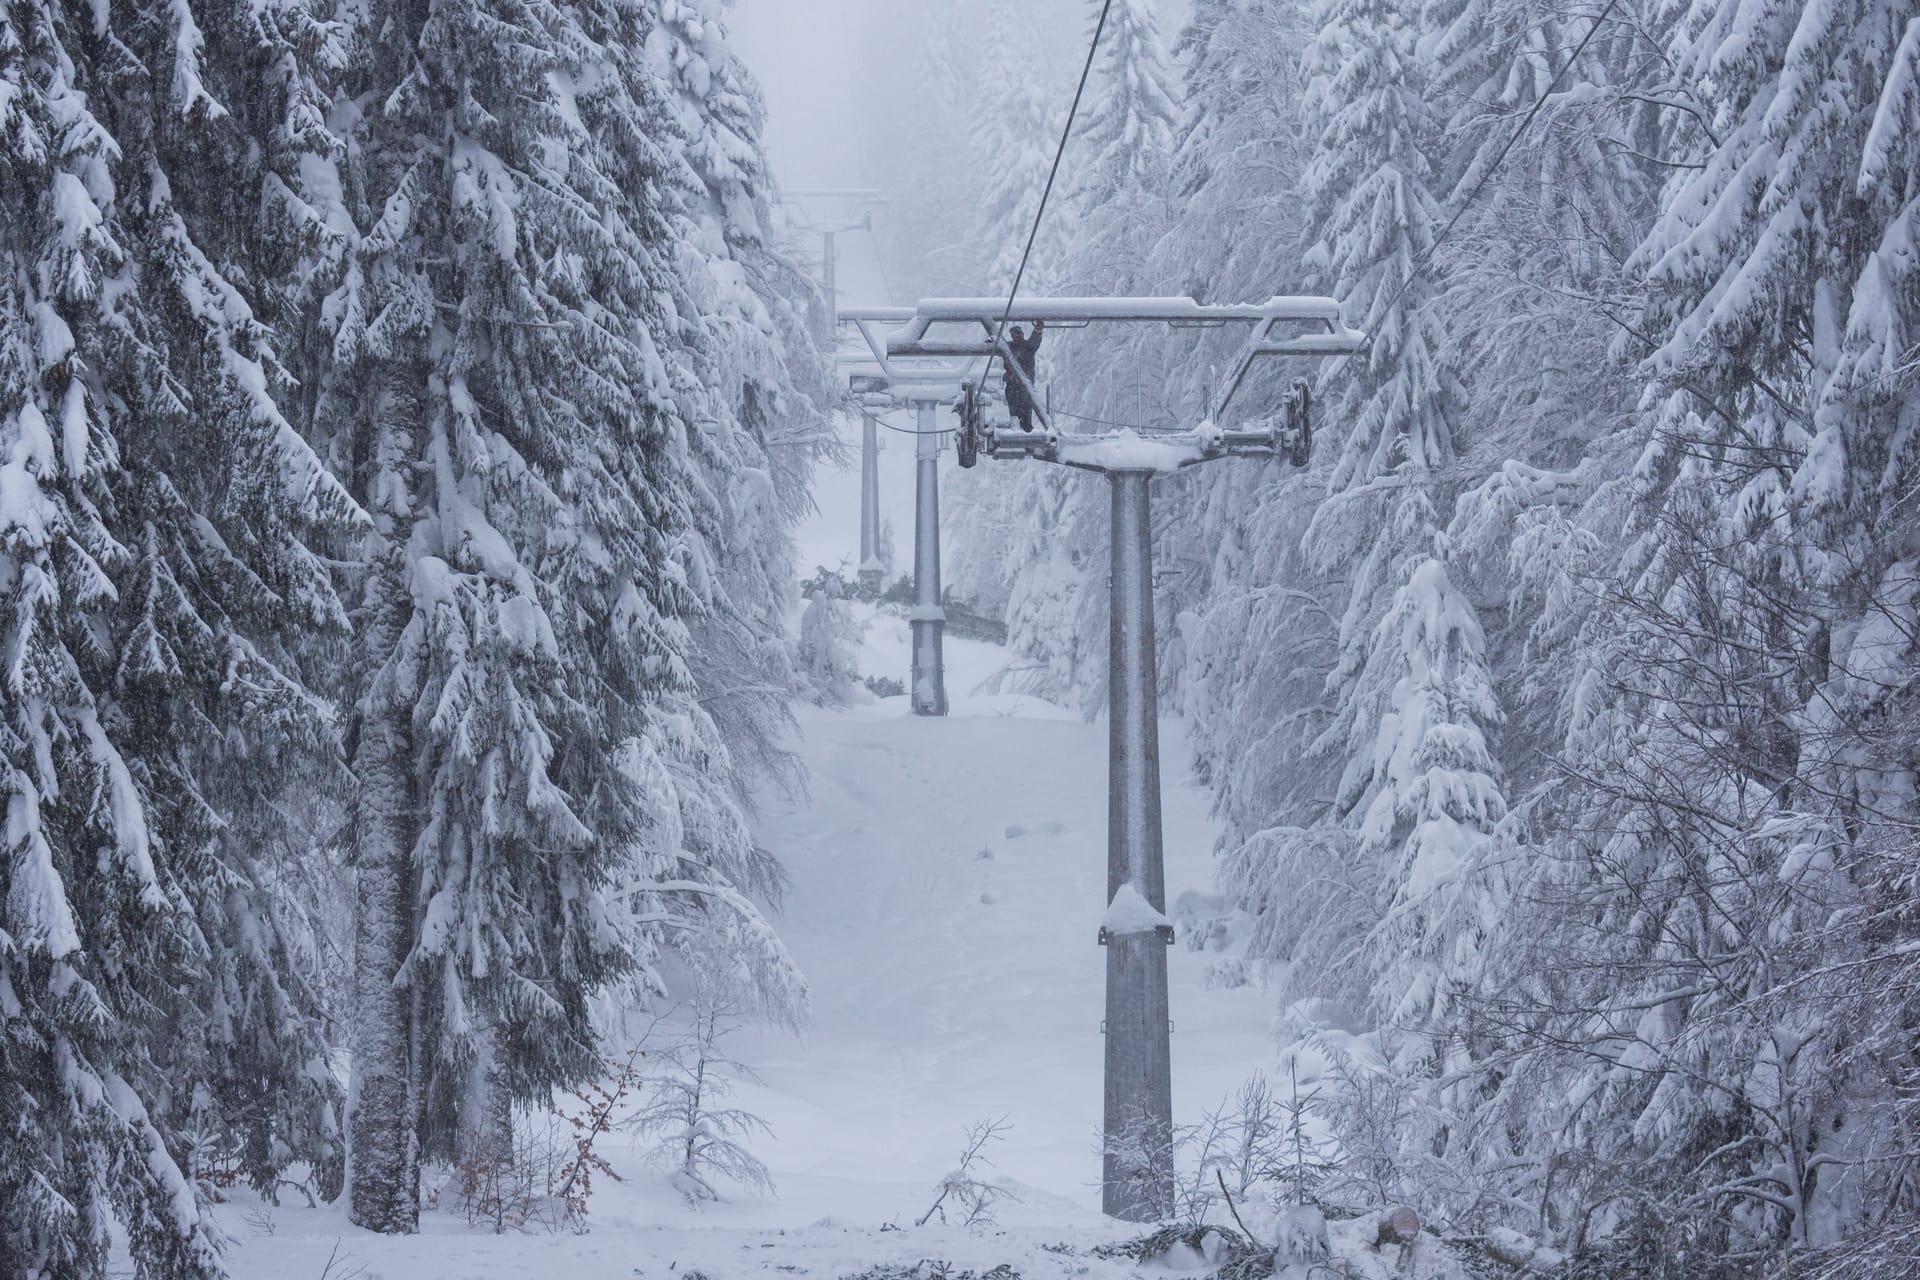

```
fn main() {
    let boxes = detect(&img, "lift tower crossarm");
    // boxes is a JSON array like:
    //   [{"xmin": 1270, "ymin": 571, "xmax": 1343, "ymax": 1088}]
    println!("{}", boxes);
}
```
[
  {"xmin": 884, "ymin": 296, "xmax": 1362, "ymax": 433},
  {"xmin": 837, "ymin": 307, "xmax": 925, "ymax": 383},
  {"xmin": 837, "ymin": 307, "xmax": 981, "ymax": 405},
  {"xmin": 889, "ymin": 294, "xmax": 1342, "ymax": 330},
  {"xmin": 885, "ymin": 295, "xmax": 1353, "ymax": 356}
]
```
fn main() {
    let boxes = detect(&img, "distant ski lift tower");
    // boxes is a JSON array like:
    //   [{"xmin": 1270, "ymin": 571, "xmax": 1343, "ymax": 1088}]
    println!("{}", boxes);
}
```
[
  {"xmin": 890, "ymin": 295, "xmax": 1366, "ymax": 1220},
  {"xmin": 859, "ymin": 409, "xmax": 881, "ymax": 591},
  {"xmin": 840, "ymin": 308, "xmax": 978, "ymax": 714},
  {"xmin": 782, "ymin": 189, "xmax": 888, "ymax": 320},
  {"xmin": 837, "ymin": 307, "xmax": 916, "ymax": 592}
]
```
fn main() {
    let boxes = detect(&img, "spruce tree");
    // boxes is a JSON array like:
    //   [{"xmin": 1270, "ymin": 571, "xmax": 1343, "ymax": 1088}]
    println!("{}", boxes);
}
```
[
  {"xmin": 1288, "ymin": 0, "xmax": 1507, "ymax": 1177},
  {"xmin": 1480, "ymin": 0, "xmax": 1920, "ymax": 1254},
  {"xmin": 1, "ymin": 0, "xmax": 355, "ymax": 1270},
  {"xmin": 317, "ymin": 0, "xmax": 813, "ymax": 1229},
  {"xmin": 873, "ymin": 1, "xmax": 985, "ymax": 301},
  {"xmin": 648, "ymin": 0, "xmax": 824, "ymax": 1015},
  {"xmin": 988, "ymin": 0, "xmax": 1187, "ymax": 704},
  {"xmin": 970, "ymin": 0, "xmax": 1068, "ymax": 294},
  {"xmin": 943, "ymin": 0, "xmax": 1069, "ymax": 625},
  {"xmin": 1069, "ymin": 0, "xmax": 1181, "ymax": 222},
  {"xmin": 319, "ymin": 0, "xmax": 686, "ymax": 1228}
]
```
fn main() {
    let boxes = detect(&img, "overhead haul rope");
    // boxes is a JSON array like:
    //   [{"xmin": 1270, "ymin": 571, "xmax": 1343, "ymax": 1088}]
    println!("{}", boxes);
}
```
[
  {"xmin": 972, "ymin": 0, "xmax": 1117, "ymax": 390},
  {"xmin": 1342, "ymin": 0, "xmax": 1625, "ymax": 361},
  {"xmin": 875, "ymin": 414, "xmax": 955, "ymax": 438}
]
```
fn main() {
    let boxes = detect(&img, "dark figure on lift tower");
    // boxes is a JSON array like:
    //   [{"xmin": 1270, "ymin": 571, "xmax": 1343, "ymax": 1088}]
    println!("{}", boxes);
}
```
[{"xmin": 1003, "ymin": 320, "xmax": 1044, "ymax": 431}]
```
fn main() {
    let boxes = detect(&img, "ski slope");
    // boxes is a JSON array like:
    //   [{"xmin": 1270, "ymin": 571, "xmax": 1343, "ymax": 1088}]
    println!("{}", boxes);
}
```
[
  {"xmin": 212, "ymin": 413, "xmax": 1278, "ymax": 1274},
  {"xmin": 739, "ymin": 411, "xmax": 1277, "ymax": 1220},
  {"xmin": 723, "ymin": 668, "xmax": 1272, "ymax": 1226}
]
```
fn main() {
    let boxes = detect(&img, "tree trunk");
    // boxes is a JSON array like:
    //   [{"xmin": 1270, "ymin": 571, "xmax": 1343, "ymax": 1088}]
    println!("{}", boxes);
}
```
[
  {"xmin": 347, "ymin": 693, "xmax": 421, "ymax": 1233},
  {"xmin": 457, "ymin": 1025, "xmax": 514, "ymax": 1171}
]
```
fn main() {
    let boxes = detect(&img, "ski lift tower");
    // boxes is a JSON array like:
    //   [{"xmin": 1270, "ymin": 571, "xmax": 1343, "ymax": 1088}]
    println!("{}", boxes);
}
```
[
  {"xmin": 781, "ymin": 189, "xmax": 888, "ymax": 320},
  {"xmin": 839, "ymin": 307, "xmax": 980, "ymax": 716},
  {"xmin": 835, "ymin": 307, "xmax": 917, "ymax": 594},
  {"xmin": 889, "ymin": 295, "xmax": 1366, "ymax": 1221}
]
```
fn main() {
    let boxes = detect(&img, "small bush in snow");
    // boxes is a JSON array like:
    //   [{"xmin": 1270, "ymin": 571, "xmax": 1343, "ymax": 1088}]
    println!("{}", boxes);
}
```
[
  {"xmin": 549, "ymin": 1041, "xmax": 653, "ymax": 1228},
  {"xmin": 624, "ymin": 990, "xmax": 774, "ymax": 1205},
  {"xmin": 1099, "ymin": 1105, "xmax": 1180, "ymax": 1222},
  {"xmin": 916, "ymin": 1117, "xmax": 1016, "ymax": 1227},
  {"xmin": 797, "ymin": 574, "xmax": 865, "ymax": 707},
  {"xmin": 865, "ymin": 674, "xmax": 907, "ymax": 699},
  {"xmin": 455, "ymin": 1131, "xmax": 535, "ymax": 1234}
]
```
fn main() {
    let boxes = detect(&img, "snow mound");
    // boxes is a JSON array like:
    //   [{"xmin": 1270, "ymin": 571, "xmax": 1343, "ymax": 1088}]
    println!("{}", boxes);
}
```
[
  {"xmin": 1103, "ymin": 883, "xmax": 1173, "ymax": 935},
  {"xmin": 1056, "ymin": 429, "xmax": 1206, "ymax": 473}
]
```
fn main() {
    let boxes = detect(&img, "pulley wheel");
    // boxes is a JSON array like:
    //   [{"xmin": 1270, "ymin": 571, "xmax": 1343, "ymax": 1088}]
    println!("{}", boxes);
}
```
[{"xmin": 1286, "ymin": 378, "xmax": 1313, "ymax": 467}]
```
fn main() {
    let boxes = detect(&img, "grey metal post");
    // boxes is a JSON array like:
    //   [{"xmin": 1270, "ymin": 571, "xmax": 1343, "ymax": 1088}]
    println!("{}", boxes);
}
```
[
  {"xmin": 822, "ymin": 230, "xmax": 837, "ymax": 319},
  {"xmin": 910, "ymin": 404, "xmax": 947, "ymax": 716},
  {"xmin": 1102, "ymin": 470, "xmax": 1172, "ymax": 1221},
  {"xmin": 859, "ymin": 411, "xmax": 883, "ymax": 592}
]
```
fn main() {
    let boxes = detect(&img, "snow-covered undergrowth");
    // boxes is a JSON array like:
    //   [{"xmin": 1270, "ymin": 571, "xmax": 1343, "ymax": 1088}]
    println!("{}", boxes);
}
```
[
  {"xmin": 207, "ymin": 660, "xmax": 1282, "ymax": 1271},
  {"xmin": 209, "ymin": 418, "xmax": 1294, "ymax": 1273},
  {"xmin": 209, "ymin": 1215, "xmax": 1471, "ymax": 1280}
]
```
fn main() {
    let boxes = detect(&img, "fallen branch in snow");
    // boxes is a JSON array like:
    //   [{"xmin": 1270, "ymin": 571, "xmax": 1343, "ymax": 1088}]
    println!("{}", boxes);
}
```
[
  {"xmin": 916, "ymin": 1117, "xmax": 1015, "ymax": 1227},
  {"xmin": 1454, "ymin": 1226, "xmax": 1566, "ymax": 1273},
  {"xmin": 1215, "ymin": 1167, "xmax": 1263, "ymax": 1248},
  {"xmin": 1092, "ymin": 1224, "xmax": 1273, "ymax": 1280}
]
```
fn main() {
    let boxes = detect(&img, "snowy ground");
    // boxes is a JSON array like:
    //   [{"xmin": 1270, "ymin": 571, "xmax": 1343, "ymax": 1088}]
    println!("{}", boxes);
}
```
[{"xmin": 210, "ymin": 414, "xmax": 1286, "ymax": 1277}]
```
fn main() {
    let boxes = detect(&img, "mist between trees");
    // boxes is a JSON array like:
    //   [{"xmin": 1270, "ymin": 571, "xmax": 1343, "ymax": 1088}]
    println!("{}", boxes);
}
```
[{"xmin": 4, "ymin": 0, "xmax": 1918, "ymax": 1277}]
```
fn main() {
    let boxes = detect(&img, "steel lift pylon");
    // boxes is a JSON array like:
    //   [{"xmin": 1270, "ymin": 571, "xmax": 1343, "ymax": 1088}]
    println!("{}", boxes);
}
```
[
  {"xmin": 835, "ymin": 307, "xmax": 916, "ymax": 593},
  {"xmin": 888, "ymin": 295, "xmax": 1366, "ymax": 1221},
  {"xmin": 782, "ymin": 189, "xmax": 887, "ymax": 321},
  {"xmin": 837, "ymin": 307, "xmax": 982, "ymax": 717}
]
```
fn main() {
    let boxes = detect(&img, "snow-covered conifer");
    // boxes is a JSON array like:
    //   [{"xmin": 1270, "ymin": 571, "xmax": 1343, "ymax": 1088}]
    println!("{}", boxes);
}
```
[
  {"xmin": 940, "ymin": 5, "xmax": 1070, "ymax": 627},
  {"xmin": 646, "ymin": 0, "xmax": 825, "ymax": 1019},
  {"xmin": 1284, "ymin": 1, "xmax": 1497, "ymax": 1033},
  {"xmin": 624, "ymin": 976, "xmax": 775, "ymax": 1204},
  {"xmin": 314, "ymin": 0, "xmax": 763, "ymax": 1229},
  {"xmin": 994, "ymin": 471, "xmax": 1106, "ymax": 705},
  {"xmin": 981, "ymin": 0, "xmax": 1188, "ymax": 704},
  {"xmin": 653, "ymin": 0, "xmax": 831, "ymax": 814},
  {"xmin": 1, "ymin": 0, "xmax": 356, "ymax": 1269},
  {"xmin": 797, "ymin": 577, "xmax": 863, "ymax": 708},
  {"xmin": 1069, "ymin": 0, "xmax": 1181, "ymax": 221},
  {"xmin": 970, "ymin": 0, "xmax": 1068, "ymax": 294},
  {"xmin": 865, "ymin": 1, "xmax": 985, "ymax": 301},
  {"xmin": 1470, "ymin": 0, "xmax": 1920, "ymax": 1255},
  {"xmin": 1302, "ymin": 0, "xmax": 1461, "ymax": 492}
]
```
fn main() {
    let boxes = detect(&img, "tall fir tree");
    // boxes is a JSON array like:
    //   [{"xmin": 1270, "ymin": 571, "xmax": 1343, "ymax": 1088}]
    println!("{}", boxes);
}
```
[
  {"xmin": 1, "ymin": 0, "xmax": 356, "ymax": 1270},
  {"xmin": 1263, "ymin": 0, "xmax": 1508, "ymax": 1186},
  {"xmin": 943, "ymin": 0, "xmax": 1069, "ymax": 623},
  {"xmin": 986, "ymin": 0, "xmax": 1187, "ymax": 703},
  {"xmin": 864, "ymin": 0, "xmax": 983, "ymax": 301},
  {"xmin": 313, "ymin": 0, "xmax": 804, "ymax": 1231},
  {"xmin": 647, "ymin": 0, "xmax": 824, "ymax": 1013},
  {"xmin": 970, "ymin": 0, "xmax": 1068, "ymax": 295},
  {"xmin": 1068, "ymin": 0, "xmax": 1180, "ymax": 226},
  {"xmin": 1460, "ymin": 0, "xmax": 1920, "ymax": 1259}
]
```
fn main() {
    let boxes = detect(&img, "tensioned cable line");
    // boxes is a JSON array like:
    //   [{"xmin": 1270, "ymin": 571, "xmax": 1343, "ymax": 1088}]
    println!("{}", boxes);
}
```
[
  {"xmin": 971, "ymin": 0, "xmax": 1117, "ymax": 389},
  {"xmin": 1344, "ymin": 0, "xmax": 1625, "ymax": 361},
  {"xmin": 875, "ymin": 414, "xmax": 955, "ymax": 438}
]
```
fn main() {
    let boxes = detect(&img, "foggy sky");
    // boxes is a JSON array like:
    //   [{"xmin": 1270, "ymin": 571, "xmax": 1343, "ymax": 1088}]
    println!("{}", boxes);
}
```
[
  {"xmin": 725, "ymin": 0, "xmax": 1190, "ymax": 306},
  {"xmin": 729, "ymin": 0, "xmax": 1088, "ymax": 190}
]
